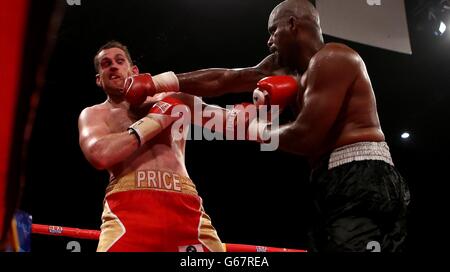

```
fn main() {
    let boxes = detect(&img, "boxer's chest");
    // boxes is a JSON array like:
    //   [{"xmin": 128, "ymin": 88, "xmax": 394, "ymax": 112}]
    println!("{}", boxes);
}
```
[
  {"xmin": 104, "ymin": 107, "xmax": 180, "ymax": 146},
  {"xmin": 106, "ymin": 107, "xmax": 138, "ymax": 132}
]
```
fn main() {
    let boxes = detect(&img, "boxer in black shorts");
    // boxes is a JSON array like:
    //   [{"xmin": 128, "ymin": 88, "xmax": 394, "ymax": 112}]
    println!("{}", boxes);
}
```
[{"xmin": 161, "ymin": 0, "xmax": 411, "ymax": 251}]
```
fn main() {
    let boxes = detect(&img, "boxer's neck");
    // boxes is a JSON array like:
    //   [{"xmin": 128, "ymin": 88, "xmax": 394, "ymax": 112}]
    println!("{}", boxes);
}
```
[{"xmin": 106, "ymin": 96, "xmax": 128, "ymax": 109}]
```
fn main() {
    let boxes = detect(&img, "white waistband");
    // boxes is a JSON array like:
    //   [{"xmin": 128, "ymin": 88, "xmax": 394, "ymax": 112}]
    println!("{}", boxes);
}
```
[{"xmin": 328, "ymin": 141, "xmax": 394, "ymax": 170}]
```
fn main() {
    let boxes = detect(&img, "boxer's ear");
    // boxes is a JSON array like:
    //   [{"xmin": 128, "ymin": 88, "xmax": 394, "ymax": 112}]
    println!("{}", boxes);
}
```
[
  {"xmin": 131, "ymin": 65, "xmax": 139, "ymax": 75},
  {"xmin": 288, "ymin": 16, "xmax": 297, "ymax": 31},
  {"xmin": 95, "ymin": 74, "xmax": 101, "ymax": 87}
]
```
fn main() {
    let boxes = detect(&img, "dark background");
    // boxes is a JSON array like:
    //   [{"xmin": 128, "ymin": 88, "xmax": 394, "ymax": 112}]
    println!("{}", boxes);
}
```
[{"xmin": 24, "ymin": 0, "xmax": 450, "ymax": 252}]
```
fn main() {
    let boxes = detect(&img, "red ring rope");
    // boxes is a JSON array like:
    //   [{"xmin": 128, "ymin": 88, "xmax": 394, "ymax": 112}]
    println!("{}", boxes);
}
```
[
  {"xmin": 32, "ymin": 224, "xmax": 100, "ymax": 240},
  {"xmin": 32, "ymin": 223, "xmax": 307, "ymax": 252}
]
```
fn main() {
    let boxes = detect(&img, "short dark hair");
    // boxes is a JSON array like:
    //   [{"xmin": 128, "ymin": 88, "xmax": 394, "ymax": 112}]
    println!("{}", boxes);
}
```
[{"xmin": 93, "ymin": 40, "xmax": 133, "ymax": 72}]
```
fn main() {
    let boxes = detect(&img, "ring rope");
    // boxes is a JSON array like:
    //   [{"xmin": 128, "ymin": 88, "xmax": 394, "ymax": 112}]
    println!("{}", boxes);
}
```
[{"xmin": 32, "ymin": 223, "xmax": 307, "ymax": 252}]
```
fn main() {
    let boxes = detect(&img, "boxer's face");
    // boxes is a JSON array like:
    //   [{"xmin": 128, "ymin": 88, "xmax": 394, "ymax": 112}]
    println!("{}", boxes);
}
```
[
  {"xmin": 268, "ymin": 2, "xmax": 323, "ymax": 71},
  {"xmin": 96, "ymin": 47, "xmax": 138, "ymax": 94},
  {"xmin": 267, "ymin": 9, "xmax": 297, "ymax": 67}
]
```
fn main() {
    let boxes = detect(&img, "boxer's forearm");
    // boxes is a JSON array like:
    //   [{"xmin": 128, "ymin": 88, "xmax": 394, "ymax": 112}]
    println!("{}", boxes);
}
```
[
  {"xmin": 177, "ymin": 67, "xmax": 268, "ymax": 97},
  {"xmin": 176, "ymin": 54, "xmax": 286, "ymax": 97},
  {"xmin": 270, "ymin": 122, "xmax": 316, "ymax": 156},
  {"xmin": 84, "ymin": 132, "xmax": 139, "ymax": 170},
  {"xmin": 198, "ymin": 103, "xmax": 230, "ymax": 134}
]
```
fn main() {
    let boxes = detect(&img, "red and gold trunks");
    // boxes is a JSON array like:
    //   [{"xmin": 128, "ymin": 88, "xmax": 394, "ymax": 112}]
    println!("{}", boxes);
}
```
[{"xmin": 97, "ymin": 170, "xmax": 224, "ymax": 252}]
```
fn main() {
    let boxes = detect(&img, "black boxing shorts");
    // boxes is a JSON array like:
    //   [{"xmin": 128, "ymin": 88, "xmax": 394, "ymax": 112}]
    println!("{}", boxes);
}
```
[{"xmin": 308, "ymin": 142, "xmax": 410, "ymax": 252}]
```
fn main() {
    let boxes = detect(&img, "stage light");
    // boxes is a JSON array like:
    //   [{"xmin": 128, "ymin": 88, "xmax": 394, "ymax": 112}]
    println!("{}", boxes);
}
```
[{"xmin": 439, "ymin": 21, "xmax": 447, "ymax": 34}]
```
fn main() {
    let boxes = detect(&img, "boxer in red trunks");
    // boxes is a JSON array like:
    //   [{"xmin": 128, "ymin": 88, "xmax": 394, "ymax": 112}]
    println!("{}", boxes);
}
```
[
  {"xmin": 80, "ymin": 40, "xmax": 296, "ymax": 252},
  {"xmin": 78, "ymin": 41, "xmax": 226, "ymax": 252}
]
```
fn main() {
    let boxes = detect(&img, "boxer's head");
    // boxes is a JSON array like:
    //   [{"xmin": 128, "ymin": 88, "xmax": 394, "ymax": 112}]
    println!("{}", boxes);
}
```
[
  {"xmin": 94, "ymin": 41, "xmax": 139, "ymax": 95},
  {"xmin": 268, "ymin": 0, "xmax": 323, "ymax": 71}
]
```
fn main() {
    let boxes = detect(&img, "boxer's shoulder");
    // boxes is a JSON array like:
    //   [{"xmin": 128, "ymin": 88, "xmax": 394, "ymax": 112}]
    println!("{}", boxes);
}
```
[
  {"xmin": 80, "ymin": 104, "xmax": 100, "ymax": 117},
  {"xmin": 313, "ymin": 43, "xmax": 361, "ymax": 65},
  {"xmin": 308, "ymin": 43, "xmax": 362, "ymax": 79},
  {"xmin": 79, "ymin": 103, "xmax": 111, "ymax": 124},
  {"xmin": 322, "ymin": 42, "xmax": 357, "ymax": 55}
]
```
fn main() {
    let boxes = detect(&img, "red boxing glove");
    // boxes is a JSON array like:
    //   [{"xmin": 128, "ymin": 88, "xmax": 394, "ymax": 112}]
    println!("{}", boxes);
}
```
[
  {"xmin": 123, "ymin": 73, "xmax": 157, "ymax": 106},
  {"xmin": 128, "ymin": 97, "xmax": 187, "ymax": 146},
  {"xmin": 252, "ymin": 75, "xmax": 298, "ymax": 110},
  {"xmin": 123, "ymin": 72, "xmax": 180, "ymax": 106}
]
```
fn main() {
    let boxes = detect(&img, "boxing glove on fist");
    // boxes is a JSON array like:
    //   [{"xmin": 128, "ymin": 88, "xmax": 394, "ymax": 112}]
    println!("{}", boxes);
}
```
[
  {"xmin": 128, "ymin": 97, "xmax": 187, "ymax": 146},
  {"xmin": 123, "ymin": 72, "xmax": 180, "ymax": 106},
  {"xmin": 253, "ymin": 75, "xmax": 298, "ymax": 110}
]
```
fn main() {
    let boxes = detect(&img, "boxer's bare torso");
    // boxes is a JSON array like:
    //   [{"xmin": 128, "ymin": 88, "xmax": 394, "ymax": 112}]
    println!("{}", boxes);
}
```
[
  {"xmin": 290, "ymin": 43, "xmax": 385, "ymax": 163},
  {"xmin": 78, "ymin": 93, "xmax": 189, "ymax": 181}
]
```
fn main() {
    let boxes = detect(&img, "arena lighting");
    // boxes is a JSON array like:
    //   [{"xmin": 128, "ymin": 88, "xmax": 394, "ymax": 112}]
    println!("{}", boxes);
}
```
[
  {"xmin": 439, "ymin": 21, "xmax": 447, "ymax": 34},
  {"xmin": 414, "ymin": 0, "xmax": 450, "ymax": 36},
  {"xmin": 433, "ymin": 19, "xmax": 448, "ymax": 36},
  {"xmin": 431, "ymin": 1, "xmax": 450, "ymax": 36},
  {"xmin": 401, "ymin": 132, "xmax": 410, "ymax": 139}
]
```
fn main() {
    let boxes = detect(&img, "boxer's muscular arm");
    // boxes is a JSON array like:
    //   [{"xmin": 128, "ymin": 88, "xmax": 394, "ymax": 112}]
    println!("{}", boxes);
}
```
[
  {"xmin": 168, "ymin": 92, "xmax": 223, "ymax": 128},
  {"xmin": 272, "ymin": 45, "xmax": 360, "ymax": 155},
  {"xmin": 78, "ymin": 107, "xmax": 139, "ymax": 170},
  {"xmin": 169, "ymin": 92, "xmax": 244, "ymax": 135},
  {"xmin": 177, "ymin": 54, "xmax": 285, "ymax": 97},
  {"xmin": 177, "ymin": 68, "xmax": 257, "ymax": 96},
  {"xmin": 174, "ymin": 92, "xmax": 268, "ymax": 142}
]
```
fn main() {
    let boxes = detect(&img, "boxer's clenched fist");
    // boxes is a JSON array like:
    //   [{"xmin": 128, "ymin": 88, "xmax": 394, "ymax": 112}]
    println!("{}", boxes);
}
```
[
  {"xmin": 128, "ymin": 96, "xmax": 188, "ymax": 146},
  {"xmin": 252, "ymin": 75, "xmax": 298, "ymax": 110},
  {"xmin": 124, "ymin": 72, "xmax": 179, "ymax": 106}
]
